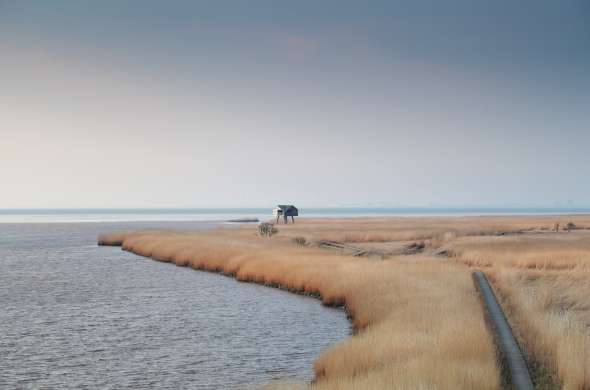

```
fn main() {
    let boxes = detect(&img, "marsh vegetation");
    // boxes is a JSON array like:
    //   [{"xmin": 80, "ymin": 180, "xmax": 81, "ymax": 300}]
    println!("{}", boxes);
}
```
[{"xmin": 100, "ymin": 215, "xmax": 590, "ymax": 389}]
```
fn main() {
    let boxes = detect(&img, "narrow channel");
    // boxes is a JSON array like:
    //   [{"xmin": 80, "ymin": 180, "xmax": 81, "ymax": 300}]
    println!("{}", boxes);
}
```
[{"xmin": 0, "ymin": 222, "xmax": 350, "ymax": 389}]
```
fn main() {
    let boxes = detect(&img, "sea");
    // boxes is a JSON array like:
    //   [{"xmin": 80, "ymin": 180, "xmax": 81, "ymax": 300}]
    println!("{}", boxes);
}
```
[
  {"xmin": 1, "ymin": 207, "xmax": 589, "ymax": 224},
  {"xmin": 0, "ymin": 217, "xmax": 351, "ymax": 389}
]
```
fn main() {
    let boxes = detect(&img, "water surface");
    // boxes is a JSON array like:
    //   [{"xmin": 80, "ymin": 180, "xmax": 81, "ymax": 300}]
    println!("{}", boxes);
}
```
[
  {"xmin": 2, "ymin": 207, "xmax": 589, "ymax": 223},
  {"xmin": 0, "ymin": 222, "xmax": 350, "ymax": 389}
]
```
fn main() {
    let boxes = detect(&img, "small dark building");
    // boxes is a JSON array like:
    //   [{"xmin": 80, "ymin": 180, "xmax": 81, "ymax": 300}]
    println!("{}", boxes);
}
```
[{"xmin": 273, "ymin": 205, "xmax": 298, "ymax": 224}]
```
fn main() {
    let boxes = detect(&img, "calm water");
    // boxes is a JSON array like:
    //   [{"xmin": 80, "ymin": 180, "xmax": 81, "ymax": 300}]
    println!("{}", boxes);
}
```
[
  {"xmin": 0, "ymin": 222, "xmax": 350, "ymax": 389},
  {"xmin": 1, "ymin": 207, "xmax": 590, "ymax": 223}
]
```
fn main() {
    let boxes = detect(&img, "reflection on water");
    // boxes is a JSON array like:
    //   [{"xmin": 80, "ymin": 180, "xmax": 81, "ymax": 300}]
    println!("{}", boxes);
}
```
[{"xmin": 0, "ymin": 222, "xmax": 350, "ymax": 389}]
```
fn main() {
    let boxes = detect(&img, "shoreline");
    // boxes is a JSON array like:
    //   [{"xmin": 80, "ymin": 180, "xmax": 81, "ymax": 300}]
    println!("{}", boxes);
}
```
[
  {"xmin": 98, "ymin": 217, "xmax": 506, "ymax": 388},
  {"xmin": 5, "ymin": 208, "xmax": 590, "ymax": 224},
  {"xmin": 99, "ymin": 233, "xmax": 350, "ymax": 309},
  {"xmin": 98, "ymin": 215, "xmax": 590, "ymax": 388},
  {"xmin": 108, "ymin": 241, "xmax": 349, "ymax": 310}
]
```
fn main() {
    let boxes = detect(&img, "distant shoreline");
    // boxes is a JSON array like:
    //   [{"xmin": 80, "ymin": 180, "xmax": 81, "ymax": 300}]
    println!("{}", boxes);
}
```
[
  {"xmin": 3, "ymin": 207, "xmax": 590, "ymax": 214},
  {"xmin": 3, "ymin": 207, "xmax": 590, "ymax": 224}
]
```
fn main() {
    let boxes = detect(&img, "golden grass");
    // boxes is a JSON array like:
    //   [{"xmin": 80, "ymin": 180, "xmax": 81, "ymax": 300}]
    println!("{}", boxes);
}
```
[
  {"xmin": 449, "ymin": 231, "xmax": 590, "ymax": 388},
  {"xmin": 486, "ymin": 269, "xmax": 590, "ymax": 389},
  {"xmin": 275, "ymin": 216, "xmax": 590, "ymax": 244},
  {"xmin": 98, "ymin": 215, "xmax": 590, "ymax": 388},
  {"xmin": 100, "ymin": 225, "xmax": 499, "ymax": 389},
  {"xmin": 451, "ymin": 232, "xmax": 590, "ymax": 270}
]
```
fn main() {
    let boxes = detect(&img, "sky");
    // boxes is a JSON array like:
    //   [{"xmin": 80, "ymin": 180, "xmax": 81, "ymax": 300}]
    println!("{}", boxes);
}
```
[{"xmin": 1, "ymin": 1, "xmax": 589, "ymax": 208}]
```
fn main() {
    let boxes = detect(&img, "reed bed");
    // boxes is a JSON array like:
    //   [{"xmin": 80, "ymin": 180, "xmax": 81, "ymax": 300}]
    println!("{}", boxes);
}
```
[
  {"xmin": 276, "ymin": 216, "xmax": 590, "ymax": 244},
  {"xmin": 451, "ymin": 232, "xmax": 590, "ymax": 270},
  {"xmin": 450, "ymin": 231, "xmax": 590, "ymax": 388},
  {"xmin": 486, "ymin": 269, "xmax": 590, "ymax": 389},
  {"xmin": 100, "ymin": 227, "xmax": 499, "ymax": 389},
  {"xmin": 99, "ymin": 216, "xmax": 590, "ymax": 388}
]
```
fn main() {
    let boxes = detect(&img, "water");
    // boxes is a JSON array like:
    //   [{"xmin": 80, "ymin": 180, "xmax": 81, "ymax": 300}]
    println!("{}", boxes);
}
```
[
  {"xmin": 0, "ymin": 222, "xmax": 350, "ymax": 389},
  {"xmin": 1, "ymin": 207, "xmax": 589, "ymax": 223}
]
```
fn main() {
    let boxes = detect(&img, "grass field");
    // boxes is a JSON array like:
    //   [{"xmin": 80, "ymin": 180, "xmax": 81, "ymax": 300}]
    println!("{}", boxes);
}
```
[
  {"xmin": 99, "ymin": 215, "xmax": 590, "ymax": 389},
  {"xmin": 451, "ymin": 232, "xmax": 590, "ymax": 389}
]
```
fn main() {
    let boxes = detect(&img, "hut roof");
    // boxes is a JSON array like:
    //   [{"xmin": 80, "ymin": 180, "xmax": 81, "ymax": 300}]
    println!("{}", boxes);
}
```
[{"xmin": 274, "ymin": 205, "xmax": 298, "ymax": 216}]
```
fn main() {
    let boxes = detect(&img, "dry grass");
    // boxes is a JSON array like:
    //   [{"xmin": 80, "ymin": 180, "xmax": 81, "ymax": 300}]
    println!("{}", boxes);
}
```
[
  {"xmin": 98, "ymin": 215, "xmax": 590, "ymax": 388},
  {"xmin": 451, "ymin": 232, "xmax": 590, "ymax": 270},
  {"xmin": 100, "ymin": 224, "xmax": 499, "ymax": 389},
  {"xmin": 274, "ymin": 216, "xmax": 590, "ymax": 244},
  {"xmin": 449, "ymin": 231, "xmax": 590, "ymax": 388},
  {"xmin": 486, "ymin": 269, "xmax": 590, "ymax": 389}
]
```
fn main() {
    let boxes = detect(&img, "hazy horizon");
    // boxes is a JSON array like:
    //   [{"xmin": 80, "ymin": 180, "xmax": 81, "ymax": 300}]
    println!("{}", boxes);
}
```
[
  {"xmin": 3, "ymin": 206, "xmax": 590, "ymax": 212},
  {"xmin": 2, "ymin": 1, "xmax": 589, "ymax": 209}
]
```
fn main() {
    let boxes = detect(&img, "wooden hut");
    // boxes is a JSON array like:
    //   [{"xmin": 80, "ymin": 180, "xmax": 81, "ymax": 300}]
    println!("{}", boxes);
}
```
[{"xmin": 273, "ymin": 205, "xmax": 298, "ymax": 224}]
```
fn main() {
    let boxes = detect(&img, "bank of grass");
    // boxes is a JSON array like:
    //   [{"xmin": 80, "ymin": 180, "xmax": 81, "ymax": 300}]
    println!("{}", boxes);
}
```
[
  {"xmin": 451, "ymin": 232, "xmax": 590, "ymax": 270},
  {"xmin": 450, "ymin": 232, "xmax": 590, "ymax": 388},
  {"xmin": 487, "ymin": 270, "xmax": 590, "ymax": 389},
  {"xmin": 272, "ymin": 216, "xmax": 590, "ymax": 244},
  {"xmin": 100, "ymin": 226, "xmax": 500, "ymax": 389},
  {"xmin": 99, "ymin": 216, "xmax": 590, "ymax": 389}
]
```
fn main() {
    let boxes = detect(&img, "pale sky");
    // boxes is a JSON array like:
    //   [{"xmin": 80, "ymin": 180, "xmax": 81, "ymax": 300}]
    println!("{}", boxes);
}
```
[{"xmin": 1, "ymin": 1, "xmax": 589, "ymax": 208}]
